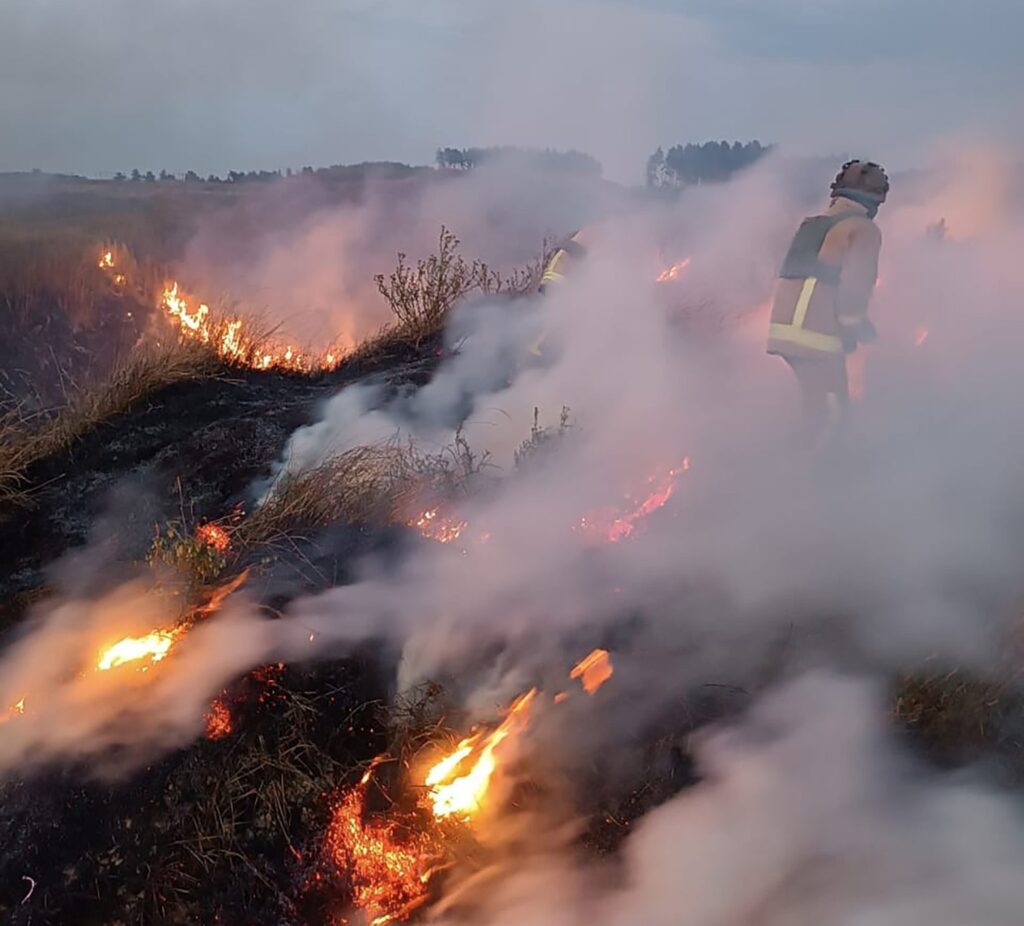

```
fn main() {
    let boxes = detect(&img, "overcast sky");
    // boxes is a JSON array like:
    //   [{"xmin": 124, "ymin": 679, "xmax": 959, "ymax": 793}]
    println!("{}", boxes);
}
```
[{"xmin": 0, "ymin": 0, "xmax": 1020, "ymax": 183}]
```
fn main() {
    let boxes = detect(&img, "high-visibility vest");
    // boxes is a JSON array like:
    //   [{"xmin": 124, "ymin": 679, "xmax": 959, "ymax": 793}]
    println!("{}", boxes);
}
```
[{"xmin": 767, "ymin": 213, "xmax": 855, "ymax": 357}]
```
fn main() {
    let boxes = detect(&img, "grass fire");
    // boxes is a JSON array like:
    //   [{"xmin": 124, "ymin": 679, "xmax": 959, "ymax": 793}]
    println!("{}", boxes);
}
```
[{"xmin": 1, "ymin": 39, "xmax": 1022, "ymax": 926}]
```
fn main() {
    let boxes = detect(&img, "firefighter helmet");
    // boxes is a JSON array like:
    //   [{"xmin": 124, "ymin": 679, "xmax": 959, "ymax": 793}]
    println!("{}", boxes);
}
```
[{"xmin": 830, "ymin": 159, "xmax": 889, "ymax": 202}]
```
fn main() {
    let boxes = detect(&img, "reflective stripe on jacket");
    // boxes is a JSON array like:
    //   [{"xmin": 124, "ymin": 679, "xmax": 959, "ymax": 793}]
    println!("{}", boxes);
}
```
[
  {"xmin": 539, "ymin": 233, "xmax": 587, "ymax": 289},
  {"xmin": 767, "ymin": 202, "xmax": 881, "ymax": 359}
]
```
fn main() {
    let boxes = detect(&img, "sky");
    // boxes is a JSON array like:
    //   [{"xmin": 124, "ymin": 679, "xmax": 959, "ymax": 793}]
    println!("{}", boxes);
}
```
[{"xmin": 0, "ymin": 0, "xmax": 1020, "ymax": 183}]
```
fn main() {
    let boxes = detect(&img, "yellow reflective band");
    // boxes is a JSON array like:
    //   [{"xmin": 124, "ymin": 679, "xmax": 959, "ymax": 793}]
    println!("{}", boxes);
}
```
[
  {"xmin": 768, "ymin": 323, "xmax": 844, "ymax": 354},
  {"xmin": 541, "ymin": 269, "xmax": 566, "ymax": 284},
  {"xmin": 792, "ymin": 276, "xmax": 817, "ymax": 329}
]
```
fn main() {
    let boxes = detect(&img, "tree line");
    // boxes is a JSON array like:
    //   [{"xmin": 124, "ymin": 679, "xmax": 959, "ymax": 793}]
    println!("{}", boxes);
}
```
[
  {"xmin": 646, "ymin": 140, "xmax": 772, "ymax": 188},
  {"xmin": 106, "ymin": 142, "xmax": 770, "ymax": 187},
  {"xmin": 435, "ymin": 146, "xmax": 602, "ymax": 175}
]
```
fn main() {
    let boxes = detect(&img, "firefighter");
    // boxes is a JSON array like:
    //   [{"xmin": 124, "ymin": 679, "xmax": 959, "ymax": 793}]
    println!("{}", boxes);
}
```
[
  {"xmin": 529, "ymin": 224, "xmax": 601, "ymax": 358},
  {"xmin": 767, "ymin": 159, "xmax": 889, "ymax": 446}
]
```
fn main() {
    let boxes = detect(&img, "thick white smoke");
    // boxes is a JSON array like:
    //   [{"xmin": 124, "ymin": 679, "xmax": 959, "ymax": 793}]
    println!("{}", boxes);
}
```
[
  {"xmin": 431, "ymin": 672, "xmax": 1024, "ymax": 926},
  {"xmin": 269, "ymin": 146, "xmax": 1024, "ymax": 709}
]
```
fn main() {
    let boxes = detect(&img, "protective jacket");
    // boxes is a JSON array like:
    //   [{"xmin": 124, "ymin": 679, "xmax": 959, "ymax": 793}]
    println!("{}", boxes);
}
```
[
  {"xmin": 767, "ymin": 200, "xmax": 881, "ymax": 359},
  {"xmin": 539, "ymin": 230, "xmax": 588, "ymax": 290}
]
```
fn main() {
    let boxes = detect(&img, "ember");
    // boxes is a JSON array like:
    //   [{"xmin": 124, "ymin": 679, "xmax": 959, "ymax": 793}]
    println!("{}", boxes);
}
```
[
  {"xmin": 96, "ymin": 628, "xmax": 182, "ymax": 672},
  {"xmin": 325, "ymin": 768, "xmax": 442, "ymax": 926},
  {"xmin": 579, "ymin": 459, "xmax": 689, "ymax": 543},
  {"xmin": 409, "ymin": 508, "xmax": 468, "ymax": 545},
  {"xmin": 425, "ymin": 688, "xmax": 536, "ymax": 821},
  {"xmin": 205, "ymin": 697, "xmax": 233, "ymax": 740},
  {"xmin": 656, "ymin": 257, "xmax": 691, "ymax": 283}
]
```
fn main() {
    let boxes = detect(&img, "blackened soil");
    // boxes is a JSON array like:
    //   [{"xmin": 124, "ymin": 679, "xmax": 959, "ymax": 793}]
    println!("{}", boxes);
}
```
[
  {"xmin": 0, "ymin": 349, "xmax": 437, "ymax": 628},
  {"xmin": 0, "ymin": 345, "xmax": 437, "ymax": 926}
]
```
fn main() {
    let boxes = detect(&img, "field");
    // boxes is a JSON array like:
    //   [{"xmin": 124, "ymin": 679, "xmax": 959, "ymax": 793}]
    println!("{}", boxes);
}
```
[{"xmin": 2, "ymin": 168, "xmax": 1023, "ymax": 926}]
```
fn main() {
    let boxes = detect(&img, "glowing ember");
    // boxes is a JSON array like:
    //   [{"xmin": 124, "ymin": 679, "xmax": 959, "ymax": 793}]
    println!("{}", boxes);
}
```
[
  {"xmin": 98, "ymin": 250, "xmax": 114, "ymax": 269},
  {"xmin": 195, "ymin": 522, "xmax": 231, "ymax": 554},
  {"xmin": 914, "ymin": 327, "xmax": 929, "ymax": 347},
  {"xmin": 1, "ymin": 697, "xmax": 26, "ymax": 724},
  {"xmin": 580, "ymin": 459, "xmax": 689, "ymax": 544},
  {"xmin": 205, "ymin": 697, "xmax": 233, "ymax": 740},
  {"xmin": 410, "ymin": 508, "xmax": 469, "ymax": 545},
  {"xmin": 570, "ymin": 649, "xmax": 614, "ymax": 694},
  {"xmin": 325, "ymin": 768, "xmax": 441, "ymax": 926},
  {"xmin": 656, "ymin": 257, "xmax": 692, "ymax": 283},
  {"xmin": 96, "ymin": 629, "xmax": 181, "ymax": 672},
  {"xmin": 425, "ymin": 688, "xmax": 536, "ymax": 821}
]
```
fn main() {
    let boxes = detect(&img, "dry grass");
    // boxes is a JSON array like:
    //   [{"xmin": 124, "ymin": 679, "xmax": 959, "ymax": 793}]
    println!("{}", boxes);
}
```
[
  {"xmin": 238, "ymin": 430, "xmax": 492, "ymax": 547},
  {"xmin": 0, "ymin": 341, "xmax": 219, "ymax": 506},
  {"xmin": 892, "ymin": 668, "xmax": 1009, "ymax": 759}
]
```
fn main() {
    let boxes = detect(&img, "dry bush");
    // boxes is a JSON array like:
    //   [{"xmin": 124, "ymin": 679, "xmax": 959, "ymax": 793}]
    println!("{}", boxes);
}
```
[
  {"xmin": 239, "ymin": 430, "xmax": 493, "ymax": 547},
  {"xmin": 0, "ymin": 341, "xmax": 219, "ymax": 506},
  {"xmin": 372, "ymin": 227, "xmax": 542, "ymax": 352}
]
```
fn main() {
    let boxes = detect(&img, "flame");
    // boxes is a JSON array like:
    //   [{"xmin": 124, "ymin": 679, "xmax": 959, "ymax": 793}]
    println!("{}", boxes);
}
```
[
  {"xmin": 570, "ymin": 648, "xmax": 614, "ymax": 694},
  {"xmin": 580, "ymin": 459, "xmax": 689, "ymax": 544},
  {"xmin": 325, "ymin": 767, "xmax": 442, "ymax": 926},
  {"xmin": 656, "ymin": 257, "xmax": 691, "ymax": 283},
  {"xmin": 205, "ymin": 697, "xmax": 233, "ymax": 740},
  {"xmin": 410, "ymin": 508, "xmax": 469, "ymax": 545},
  {"xmin": 195, "ymin": 522, "xmax": 231, "ymax": 554},
  {"xmin": 96, "ymin": 248, "xmax": 344, "ymax": 373},
  {"xmin": 425, "ymin": 688, "xmax": 536, "ymax": 821},
  {"xmin": 96, "ymin": 628, "xmax": 182, "ymax": 672}
]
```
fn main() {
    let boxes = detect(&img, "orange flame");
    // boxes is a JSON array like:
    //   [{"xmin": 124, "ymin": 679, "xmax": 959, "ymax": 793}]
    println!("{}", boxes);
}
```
[
  {"xmin": 96, "ymin": 249, "xmax": 344, "ymax": 373},
  {"xmin": 580, "ymin": 459, "xmax": 689, "ymax": 544},
  {"xmin": 656, "ymin": 257, "xmax": 691, "ymax": 283},
  {"xmin": 325, "ymin": 767, "xmax": 442, "ymax": 926},
  {"xmin": 425, "ymin": 688, "xmax": 536, "ymax": 821},
  {"xmin": 570, "ymin": 649, "xmax": 614, "ymax": 694},
  {"xmin": 195, "ymin": 522, "xmax": 231, "ymax": 554},
  {"xmin": 96, "ymin": 628, "xmax": 182, "ymax": 672}
]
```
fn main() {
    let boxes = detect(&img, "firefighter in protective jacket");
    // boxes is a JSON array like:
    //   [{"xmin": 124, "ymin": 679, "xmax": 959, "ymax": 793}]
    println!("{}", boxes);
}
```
[
  {"xmin": 767, "ymin": 159, "xmax": 889, "ymax": 443},
  {"xmin": 529, "ymin": 225, "xmax": 600, "ymax": 357}
]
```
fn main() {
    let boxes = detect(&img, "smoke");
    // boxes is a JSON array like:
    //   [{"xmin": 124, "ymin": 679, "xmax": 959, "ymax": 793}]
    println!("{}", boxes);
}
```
[
  {"xmin": 431, "ymin": 672, "xmax": 1024, "ymax": 926},
  {"xmin": 176, "ymin": 161, "xmax": 625, "ymax": 354},
  {"xmin": 259, "ymin": 146, "xmax": 1024, "ymax": 716},
  {"xmin": 0, "ymin": 576, "xmax": 272, "ymax": 777},
  {"xmin": 4, "ymin": 138, "xmax": 1024, "ymax": 924}
]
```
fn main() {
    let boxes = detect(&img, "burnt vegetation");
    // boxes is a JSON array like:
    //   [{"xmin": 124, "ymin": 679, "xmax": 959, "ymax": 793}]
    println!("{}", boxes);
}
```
[{"xmin": 1, "ymin": 166, "xmax": 1023, "ymax": 926}]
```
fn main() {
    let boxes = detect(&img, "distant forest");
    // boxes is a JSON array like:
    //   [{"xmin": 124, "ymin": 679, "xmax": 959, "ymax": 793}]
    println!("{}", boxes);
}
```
[
  {"xmin": 646, "ymin": 141, "xmax": 773, "ymax": 188},
  {"xmin": 434, "ymin": 146, "xmax": 602, "ymax": 175},
  {"xmin": 86, "ymin": 141, "xmax": 771, "ymax": 187}
]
